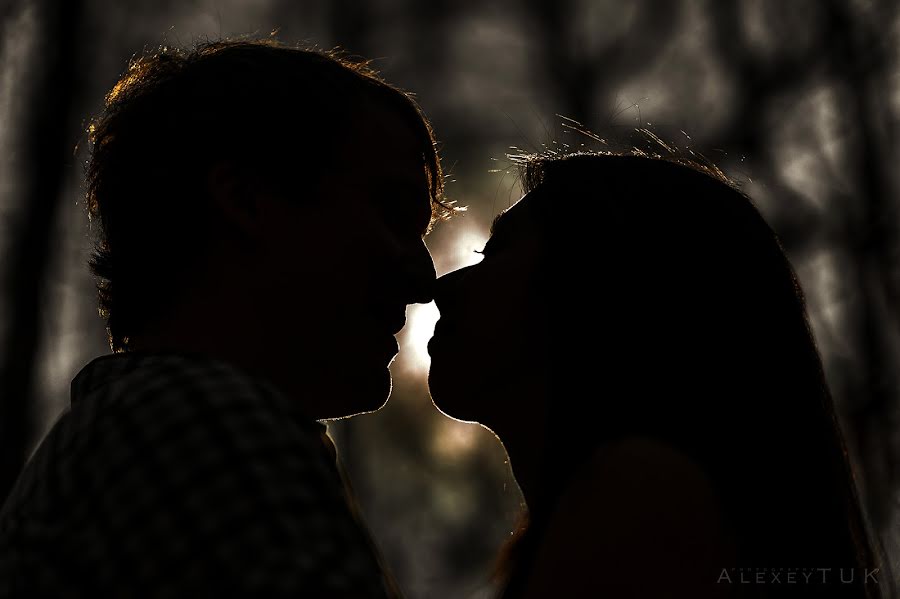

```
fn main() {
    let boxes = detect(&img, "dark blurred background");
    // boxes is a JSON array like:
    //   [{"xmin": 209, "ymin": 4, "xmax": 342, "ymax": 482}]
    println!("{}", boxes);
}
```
[{"xmin": 1, "ymin": 0, "xmax": 898, "ymax": 596}]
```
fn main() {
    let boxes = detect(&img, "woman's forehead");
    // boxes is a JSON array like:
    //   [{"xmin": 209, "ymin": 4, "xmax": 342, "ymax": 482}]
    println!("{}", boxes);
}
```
[{"xmin": 490, "ymin": 191, "xmax": 542, "ymax": 237}]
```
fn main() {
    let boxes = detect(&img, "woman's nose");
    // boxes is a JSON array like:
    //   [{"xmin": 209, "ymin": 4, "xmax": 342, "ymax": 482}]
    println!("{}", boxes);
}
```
[{"xmin": 433, "ymin": 265, "xmax": 475, "ymax": 311}]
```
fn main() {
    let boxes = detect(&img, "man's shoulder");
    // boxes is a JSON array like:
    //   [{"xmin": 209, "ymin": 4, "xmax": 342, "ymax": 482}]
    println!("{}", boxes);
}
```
[
  {"xmin": 0, "ymin": 352, "xmax": 394, "ymax": 597},
  {"xmin": 69, "ymin": 351, "xmax": 336, "ymax": 478},
  {"xmin": 6, "ymin": 352, "xmax": 339, "ymax": 516},
  {"xmin": 68, "ymin": 352, "xmax": 324, "ymax": 447},
  {"xmin": 73, "ymin": 352, "xmax": 305, "ymax": 416}
]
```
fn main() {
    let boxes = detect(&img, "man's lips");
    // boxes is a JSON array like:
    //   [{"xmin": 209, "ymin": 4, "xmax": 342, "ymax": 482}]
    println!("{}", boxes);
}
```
[
  {"xmin": 384, "ymin": 336, "xmax": 400, "ymax": 359},
  {"xmin": 361, "ymin": 304, "xmax": 406, "ymax": 361},
  {"xmin": 388, "ymin": 314, "xmax": 406, "ymax": 335},
  {"xmin": 373, "ymin": 306, "xmax": 407, "ymax": 336},
  {"xmin": 375, "ymin": 308, "xmax": 404, "ymax": 362}
]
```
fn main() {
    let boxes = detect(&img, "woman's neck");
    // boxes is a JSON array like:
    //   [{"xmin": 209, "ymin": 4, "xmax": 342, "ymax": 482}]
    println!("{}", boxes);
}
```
[
  {"xmin": 492, "ymin": 381, "xmax": 551, "ymax": 510},
  {"xmin": 504, "ymin": 432, "xmax": 547, "ymax": 509}
]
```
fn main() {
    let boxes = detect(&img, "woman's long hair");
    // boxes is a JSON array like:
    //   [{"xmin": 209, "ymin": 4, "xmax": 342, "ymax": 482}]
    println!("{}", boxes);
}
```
[{"xmin": 497, "ymin": 152, "xmax": 888, "ymax": 598}]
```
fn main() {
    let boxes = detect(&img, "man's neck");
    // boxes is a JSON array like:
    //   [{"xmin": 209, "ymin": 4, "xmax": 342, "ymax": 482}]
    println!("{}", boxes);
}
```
[{"xmin": 128, "ymin": 284, "xmax": 327, "ymax": 419}]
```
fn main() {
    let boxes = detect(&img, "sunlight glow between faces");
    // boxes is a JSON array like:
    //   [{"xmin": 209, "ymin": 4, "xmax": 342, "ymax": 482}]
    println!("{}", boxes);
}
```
[
  {"xmin": 399, "ymin": 301, "xmax": 440, "ymax": 373},
  {"xmin": 399, "ymin": 227, "xmax": 490, "ymax": 373},
  {"xmin": 442, "ymin": 228, "xmax": 489, "ymax": 276}
]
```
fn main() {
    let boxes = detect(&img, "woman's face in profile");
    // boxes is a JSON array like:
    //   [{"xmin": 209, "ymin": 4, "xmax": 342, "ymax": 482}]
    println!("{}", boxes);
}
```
[{"xmin": 428, "ymin": 192, "xmax": 549, "ymax": 427}]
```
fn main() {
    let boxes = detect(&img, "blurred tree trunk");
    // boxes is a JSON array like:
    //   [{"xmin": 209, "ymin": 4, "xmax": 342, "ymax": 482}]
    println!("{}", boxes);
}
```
[
  {"xmin": 265, "ymin": 0, "xmax": 329, "ymax": 48},
  {"xmin": 523, "ymin": 0, "xmax": 681, "ymax": 131},
  {"xmin": 0, "ymin": 0, "xmax": 83, "ymax": 501},
  {"xmin": 821, "ymin": 0, "xmax": 900, "ymax": 531},
  {"xmin": 327, "ymin": 0, "xmax": 374, "ymax": 57}
]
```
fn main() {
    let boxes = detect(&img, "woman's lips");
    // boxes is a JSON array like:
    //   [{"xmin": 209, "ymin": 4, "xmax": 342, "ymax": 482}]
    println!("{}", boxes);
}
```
[{"xmin": 428, "ymin": 319, "xmax": 448, "ymax": 355}]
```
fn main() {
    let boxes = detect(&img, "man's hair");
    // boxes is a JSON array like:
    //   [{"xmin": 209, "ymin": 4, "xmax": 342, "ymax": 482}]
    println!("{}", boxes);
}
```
[{"xmin": 86, "ymin": 38, "xmax": 451, "ymax": 352}]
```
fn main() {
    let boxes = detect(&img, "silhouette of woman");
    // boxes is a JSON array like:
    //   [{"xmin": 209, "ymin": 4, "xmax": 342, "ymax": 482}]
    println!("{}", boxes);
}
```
[{"xmin": 428, "ymin": 152, "xmax": 888, "ymax": 598}]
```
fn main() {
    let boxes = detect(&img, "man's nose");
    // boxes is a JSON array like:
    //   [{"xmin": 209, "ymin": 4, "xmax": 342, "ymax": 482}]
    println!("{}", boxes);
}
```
[{"xmin": 404, "ymin": 241, "xmax": 437, "ymax": 304}]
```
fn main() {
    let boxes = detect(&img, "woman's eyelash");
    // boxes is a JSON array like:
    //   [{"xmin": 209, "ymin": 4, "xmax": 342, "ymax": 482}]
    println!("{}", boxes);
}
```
[{"xmin": 473, "ymin": 248, "xmax": 485, "ymax": 255}]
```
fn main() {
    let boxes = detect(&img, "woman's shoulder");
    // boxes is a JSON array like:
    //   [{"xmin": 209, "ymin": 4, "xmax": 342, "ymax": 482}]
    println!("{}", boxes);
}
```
[
  {"xmin": 583, "ymin": 435, "xmax": 722, "ymax": 495},
  {"xmin": 558, "ymin": 435, "xmax": 732, "ymax": 525},
  {"xmin": 521, "ymin": 436, "xmax": 738, "ymax": 598}
]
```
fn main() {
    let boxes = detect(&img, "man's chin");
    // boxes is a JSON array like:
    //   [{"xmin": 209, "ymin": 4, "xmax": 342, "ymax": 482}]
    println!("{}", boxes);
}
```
[{"xmin": 336, "ymin": 366, "xmax": 392, "ymax": 417}]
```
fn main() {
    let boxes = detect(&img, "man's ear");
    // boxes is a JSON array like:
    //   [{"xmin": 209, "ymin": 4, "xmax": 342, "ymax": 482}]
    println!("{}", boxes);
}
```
[{"xmin": 206, "ymin": 160, "xmax": 264, "ymax": 240}]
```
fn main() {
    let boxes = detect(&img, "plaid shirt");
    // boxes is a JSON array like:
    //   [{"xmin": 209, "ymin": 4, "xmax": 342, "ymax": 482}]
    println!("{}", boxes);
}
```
[{"xmin": 0, "ymin": 352, "xmax": 401, "ymax": 598}]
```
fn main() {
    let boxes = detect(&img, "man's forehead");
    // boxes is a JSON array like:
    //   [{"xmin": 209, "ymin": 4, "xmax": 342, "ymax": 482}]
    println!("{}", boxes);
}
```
[
  {"xmin": 368, "ymin": 148, "xmax": 428, "ymax": 178},
  {"xmin": 384, "ymin": 172, "xmax": 434, "ymax": 226},
  {"xmin": 359, "ymin": 126, "xmax": 430, "ymax": 193},
  {"xmin": 365, "ymin": 133, "xmax": 425, "ymax": 170},
  {"xmin": 334, "ymin": 116, "xmax": 427, "ymax": 180},
  {"xmin": 352, "ymin": 167, "xmax": 433, "ymax": 235},
  {"xmin": 334, "ymin": 99, "xmax": 434, "ymax": 230}
]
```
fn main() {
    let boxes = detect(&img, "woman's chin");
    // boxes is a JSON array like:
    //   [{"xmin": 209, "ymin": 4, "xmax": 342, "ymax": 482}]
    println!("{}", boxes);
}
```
[
  {"xmin": 426, "ymin": 369, "xmax": 450, "ymax": 408},
  {"xmin": 428, "ymin": 368, "xmax": 481, "ymax": 424},
  {"xmin": 334, "ymin": 363, "xmax": 392, "ymax": 416}
]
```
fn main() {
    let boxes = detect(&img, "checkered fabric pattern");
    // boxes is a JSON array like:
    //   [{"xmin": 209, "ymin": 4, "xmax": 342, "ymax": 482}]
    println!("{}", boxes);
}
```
[{"xmin": 0, "ymin": 352, "xmax": 401, "ymax": 598}]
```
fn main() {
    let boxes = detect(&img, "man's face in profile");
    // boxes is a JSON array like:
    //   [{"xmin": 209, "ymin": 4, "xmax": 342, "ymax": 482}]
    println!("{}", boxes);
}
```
[{"xmin": 252, "ymin": 103, "xmax": 436, "ymax": 416}]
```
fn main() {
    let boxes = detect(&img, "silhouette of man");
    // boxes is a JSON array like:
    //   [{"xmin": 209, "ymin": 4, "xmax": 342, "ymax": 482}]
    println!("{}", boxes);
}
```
[{"xmin": 0, "ymin": 39, "xmax": 450, "ymax": 597}]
